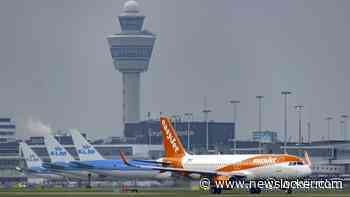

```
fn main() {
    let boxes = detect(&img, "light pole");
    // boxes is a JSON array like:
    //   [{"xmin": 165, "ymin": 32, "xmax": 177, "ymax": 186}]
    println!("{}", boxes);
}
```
[
  {"xmin": 203, "ymin": 109, "xmax": 212, "ymax": 151},
  {"xmin": 294, "ymin": 105, "xmax": 304, "ymax": 157},
  {"xmin": 148, "ymin": 128, "xmax": 152, "ymax": 145},
  {"xmin": 184, "ymin": 113, "xmax": 193, "ymax": 150},
  {"xmin": 229, "ymin": 100, "xmax": 240, "ymax": 154},
  {"xmin": 341, "ymin": 115, "xmax": 349, "ymax": 140},
  {"xmin": 147, "ymin": 112, "xmax": 151, "ymax": 121},
  {"xmin": 171, "ymin": 115, "xmax": 180, "ymax": 130},
  {"xmin": 281, "ymin": 91, "xmax": 292, "ymax": 154},
  {"xmin": 340, "ymin": 120, "xmax": 345, "ymax": 140},
  {"xmin": 325, "ymin": 116, "xmax": 333, "ymax": 158},
  {"xmin": 256, "ymin": 96, "xmax": 264, "ymax": 153},
  {"xmin": 294, "ymin": 105, "xmax": 304, "ymax": 144},
  {"xmin": 307, "ymin": 122, "xmax": 311, "ymax": 144},
  {"xmin": 325, "ymin": 117, "xmax": 333, "ymax": 141}
]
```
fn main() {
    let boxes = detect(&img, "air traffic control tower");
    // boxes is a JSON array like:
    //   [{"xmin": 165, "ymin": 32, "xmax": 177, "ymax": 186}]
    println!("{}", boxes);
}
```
[{"xmin": 107, "ymin": 0, "xmax": 156, "ymax": 124}]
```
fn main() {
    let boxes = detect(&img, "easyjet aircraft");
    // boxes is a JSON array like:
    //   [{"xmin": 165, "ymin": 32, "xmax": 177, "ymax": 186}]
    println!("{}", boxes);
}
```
[{"xmin": 120, "ymin": 116, "xmax": 312, "ymax": 194}]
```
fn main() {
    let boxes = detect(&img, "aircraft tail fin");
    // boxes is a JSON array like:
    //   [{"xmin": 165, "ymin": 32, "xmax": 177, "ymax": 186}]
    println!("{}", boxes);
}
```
[
  {"xmin": 160, "ymin": 116, "xmax": 186, "ymax": 158},
  {"xmin": 44, "ymin": 134, "xmax": 75, "ymax": 163},
  {"xmin": 304, "ymin": 151, "xmax": 311, "ymax": 166},
  {"xmin": 70, "ymin": 129, "xmax": 104, "ymax": 161},
  {"xmin": 20, "ymin": 142, "xmax": 42, "ymax": 168}
]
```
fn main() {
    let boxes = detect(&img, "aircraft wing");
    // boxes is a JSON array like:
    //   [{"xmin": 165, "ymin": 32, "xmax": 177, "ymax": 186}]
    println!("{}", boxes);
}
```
[
  {"xmin": 42, "ymin": 162, "xmax": 66, "ymax": 170},
  {"xmin": 69, "ymin": 161, "xmax": 95, "ymax": 169},
  {"xmin": 132, "ymin": 159, "xmax": 171, "ymax": 166},
  {"xmin": 119, "ymin": 151, "xmax": 245, "ymax": 178},
  {"xmin": 15, "ymin": 166, "xmax": 39, "ymax": 174}
]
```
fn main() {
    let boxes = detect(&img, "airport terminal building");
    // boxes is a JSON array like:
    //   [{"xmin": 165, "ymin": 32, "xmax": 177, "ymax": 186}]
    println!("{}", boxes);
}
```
[{"xmin": 124, "ymin": 120, "xmax": 235, "ymax": 152}]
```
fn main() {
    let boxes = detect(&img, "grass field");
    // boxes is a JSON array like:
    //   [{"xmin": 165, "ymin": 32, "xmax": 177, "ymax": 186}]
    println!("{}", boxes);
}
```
[{"xmin": 0, "ymin": 190, "xmax": 348, "ymax": 197}]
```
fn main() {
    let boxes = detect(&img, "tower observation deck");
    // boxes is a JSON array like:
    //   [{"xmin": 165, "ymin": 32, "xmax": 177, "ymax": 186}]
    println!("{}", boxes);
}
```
[{"xmin": 107, "ymin": 0, "xmax": 156, "ymax": 124}]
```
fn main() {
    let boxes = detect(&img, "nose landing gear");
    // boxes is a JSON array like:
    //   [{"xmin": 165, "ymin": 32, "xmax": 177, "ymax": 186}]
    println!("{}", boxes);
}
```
[
  {"xmin": 210, "ymin": 187, "xmax": 222, "ymax": 194},
  {"xmin": 249, "ymin": 187, "xmax": 261, "ymax": 194}
]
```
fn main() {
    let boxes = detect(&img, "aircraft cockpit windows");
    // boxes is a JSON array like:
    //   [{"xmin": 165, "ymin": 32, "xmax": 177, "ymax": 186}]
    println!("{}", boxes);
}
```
[{"xmin": 289, "ymin": 161, "xmax": 304, "ymax": 166}]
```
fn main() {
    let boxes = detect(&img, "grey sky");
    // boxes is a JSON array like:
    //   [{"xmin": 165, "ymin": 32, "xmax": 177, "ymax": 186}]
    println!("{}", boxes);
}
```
[{"xmin": 1, "ymin": 0, "xmax": 350, "ymax": 141}]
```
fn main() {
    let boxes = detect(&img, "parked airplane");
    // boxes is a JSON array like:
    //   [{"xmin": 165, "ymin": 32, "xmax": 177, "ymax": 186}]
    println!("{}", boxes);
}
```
[
  {"xmin": 69, "ymin": 129, "xmax": 171, "ymax": 180},
  {"xmin": 43, "ymin": 134, "xmax": 100, "ymax": 181},
  {"xmin": 120, "ymin": 116, "xmax": 312, "ymax": 194},
  {"xmin": 16, "ymin": 142, "xmax": 62, "ymax": 180}
]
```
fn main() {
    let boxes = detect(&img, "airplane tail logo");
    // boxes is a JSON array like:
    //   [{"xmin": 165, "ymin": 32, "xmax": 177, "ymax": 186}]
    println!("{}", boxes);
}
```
[
  {"xmin": 70, "ymin": 129, "xmax": 104, "ymax": 161},
  {"xmin": 44, "ymin": 134, "xmax": 75, "ymax": 163},
  {"xmin": 160, "ymin": 116, "xmax": 186, "ymax": 158},
  {"xmin": 50, "ymin": 147, "xmax": 67, "ymax": 157},
  {"xmin": 78, "ymin": 145, "xmax": 96, "ymax": 155}
]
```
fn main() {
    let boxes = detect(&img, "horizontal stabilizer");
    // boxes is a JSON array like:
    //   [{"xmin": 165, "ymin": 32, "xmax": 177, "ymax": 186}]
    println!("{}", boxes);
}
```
[{"xmin": 15, "ymin": 166, "xmax": 23, "ymax": 173}]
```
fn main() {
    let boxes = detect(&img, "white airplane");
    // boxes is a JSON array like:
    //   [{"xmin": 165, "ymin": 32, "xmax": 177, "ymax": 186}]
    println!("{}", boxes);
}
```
[
  {"xmin": 120, "ymin": 116, "xmax": 312, "ymax": 194},
  {"xmin": 16, "ymin": 142, "xmax": 63, "ymax": 180},
  {"xmin": 43, "ymin": 134, "xmax": 100, "ymax": 181},
  {"xmin": 69, "ymin": 129, "xmax": 171, "ymax": 180}
]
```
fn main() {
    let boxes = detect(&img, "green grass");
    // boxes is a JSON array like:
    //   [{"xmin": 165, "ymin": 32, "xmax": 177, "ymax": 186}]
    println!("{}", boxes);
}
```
[{"xmin": 0, "ymin": 189, "xmax": 348, "ymax": 197}]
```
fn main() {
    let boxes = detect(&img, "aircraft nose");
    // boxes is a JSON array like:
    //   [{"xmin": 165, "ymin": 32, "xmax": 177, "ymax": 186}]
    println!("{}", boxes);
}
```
[{"xmin": 302, "ymin": 166, "xmax": 312, "ymax": 176}]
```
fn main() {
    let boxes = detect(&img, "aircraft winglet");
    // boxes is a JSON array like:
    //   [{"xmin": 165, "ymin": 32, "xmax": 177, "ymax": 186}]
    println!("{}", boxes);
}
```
[
  {"xmin": 119, "ymin": 151, "xmax": 131, "ymax": 166},
  {"xmin": 304, "ymin": 151, "xmax": 311, "ymax": 166}
]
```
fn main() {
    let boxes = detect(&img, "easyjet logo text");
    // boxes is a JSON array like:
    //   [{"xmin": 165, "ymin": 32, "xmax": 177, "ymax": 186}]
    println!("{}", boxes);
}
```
[
  {"xmin": 252, "ymin": 157, "xmax": 277, "ymax": 165},
  {"xmin": 161, "ymin": 119, "xmax": 179, "ymax": 153}
]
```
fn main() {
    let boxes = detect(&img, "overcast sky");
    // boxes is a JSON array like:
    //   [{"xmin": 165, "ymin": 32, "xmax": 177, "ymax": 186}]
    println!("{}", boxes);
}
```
[{"xmin": 1, "ymin": 0, "xmax": 350, "ymax": 142}]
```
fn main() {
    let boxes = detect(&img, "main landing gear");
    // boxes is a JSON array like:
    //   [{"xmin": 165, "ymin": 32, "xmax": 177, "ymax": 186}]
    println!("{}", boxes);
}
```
[
  {"xmin": 210, "ymin": 187, "xmax": 222, "ymax": 194},
  {"xmin": 86, "ymin": 173, "xmax": 92, "ymax": 188},
  {"xmin": 249, "ymin": 187, "xmax": 261, "ymax": 194}
]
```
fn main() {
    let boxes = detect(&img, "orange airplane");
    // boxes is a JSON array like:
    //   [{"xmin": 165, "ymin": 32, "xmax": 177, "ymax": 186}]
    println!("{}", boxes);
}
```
[{"xmin": 120, "ymin": 116, "xmax": 312, "ymax": 194}]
